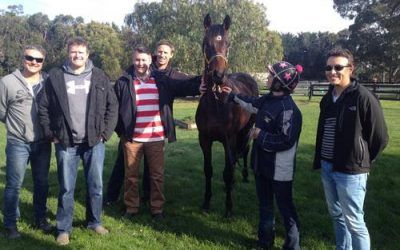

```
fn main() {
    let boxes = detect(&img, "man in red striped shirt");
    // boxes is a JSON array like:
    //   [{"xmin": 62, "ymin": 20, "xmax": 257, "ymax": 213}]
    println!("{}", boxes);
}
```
[
  {"xmin": 105, "ymin": 40, "xmax": 193, "ymax": 205},
  {"xmin": 114, "ymin": 46, "xmax": 200, "ymax": 220}
]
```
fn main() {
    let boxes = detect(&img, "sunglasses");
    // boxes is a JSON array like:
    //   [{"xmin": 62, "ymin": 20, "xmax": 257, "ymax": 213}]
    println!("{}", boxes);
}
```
[
  {"xmin": 24, "ymin": 55, "xmax": 44, "ymax": 63},
  {"xmin": 325, "ymin": 64, "xmax": 350, "ymax": 72}
]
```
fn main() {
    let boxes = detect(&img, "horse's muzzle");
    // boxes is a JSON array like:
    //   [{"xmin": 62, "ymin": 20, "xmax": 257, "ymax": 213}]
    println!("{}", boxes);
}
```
[{"xmin": 212, "ymin": 70, "xmax": 226, "ymax": 85}]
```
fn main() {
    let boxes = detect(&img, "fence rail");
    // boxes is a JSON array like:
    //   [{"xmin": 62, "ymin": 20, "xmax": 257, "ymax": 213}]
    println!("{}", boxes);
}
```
[{"xmin": 304, "ymin": 82, "xmax": 400, "ymax": 100}]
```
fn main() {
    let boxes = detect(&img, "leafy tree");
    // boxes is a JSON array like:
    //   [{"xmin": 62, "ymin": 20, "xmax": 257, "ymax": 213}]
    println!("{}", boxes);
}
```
[
  {"xmin": 6, "ymin": 4, "xmax": 23, "ymax": 16},
  {"xmin": 0, "ymin": 13, "xmax": 32, "ymax": 73},
  {"xmin": 281, "ymin": 32, "xmax": 343, "ymax": 80},
  {"xmin": 75, "ymin": 22, "xmax": 125, "ymax": 80},
  {"xmin": 334, "ymin": 0, "xmax": 400, "ymax": 82},
  {"xmin": 27, "ymin": 13, "xmax": 50, "ymax": 41},
  {"xmin": 124, "ymin": 0, "xmax": 283, "ymax": 75},
  {"xmin": 43, "ymin": 15, "xmax": 77, "ymax": 71}
]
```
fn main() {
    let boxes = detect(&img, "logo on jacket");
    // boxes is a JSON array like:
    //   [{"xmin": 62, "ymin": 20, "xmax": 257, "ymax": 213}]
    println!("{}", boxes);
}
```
[
  {"xmin": 348, "ymin": 106, "xmax": 357, "ymax": 111},
  {"xmin": 66, "ymin": 80, "xmax": 91, "ymax": 94},
  {"xmin": 264, "ymin": 116, "xmax": 271, "ymax": 123}
]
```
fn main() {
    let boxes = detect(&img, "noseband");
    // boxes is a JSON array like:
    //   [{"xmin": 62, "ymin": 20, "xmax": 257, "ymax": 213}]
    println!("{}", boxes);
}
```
[{"xmin": 203, "ymin": 51, "xmax": 229, "ymax": 68}]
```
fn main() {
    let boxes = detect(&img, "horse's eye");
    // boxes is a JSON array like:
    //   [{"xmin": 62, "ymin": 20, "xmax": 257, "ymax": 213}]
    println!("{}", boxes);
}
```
[{"xmin": 216, "ymin": 35, "xmax": 222, "ymax": 41}]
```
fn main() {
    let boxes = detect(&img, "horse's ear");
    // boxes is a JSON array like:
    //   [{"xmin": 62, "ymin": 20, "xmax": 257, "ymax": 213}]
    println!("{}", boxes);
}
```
[
  {"xmin": 223, "ymin": 15, "xmax": 231, "ymax": 31},
  {"xmin": 204, "ymin": 13, "xmax": 212, "ymax": 29}
]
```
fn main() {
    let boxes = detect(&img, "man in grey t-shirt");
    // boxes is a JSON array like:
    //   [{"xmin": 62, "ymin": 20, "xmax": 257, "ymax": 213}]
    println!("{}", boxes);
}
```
[
  {"xmin": 0, "ymin": 45, "xmax": 52, "ymax": 239},
  {"xmin": 38, "ymin": 37, "xmax": 118, "ymax": 246}
]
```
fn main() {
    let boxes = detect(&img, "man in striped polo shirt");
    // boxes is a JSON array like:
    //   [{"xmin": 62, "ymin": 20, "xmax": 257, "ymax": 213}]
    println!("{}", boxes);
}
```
[
  {"xmin": 114, "ymin": 46, "xmax": 200, "ymax": 220},
  {"xmin": 104, "ymin": 40, "xmax": 192, "ymax": 205}
]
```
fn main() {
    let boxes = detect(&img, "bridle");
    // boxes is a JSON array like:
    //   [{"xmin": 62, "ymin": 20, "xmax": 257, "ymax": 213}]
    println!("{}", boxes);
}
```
[
  {"xmin": 203, "ymin": 45, "xmax": 229, "ymax": 100},
  {"xmin": 203, "ymin": 51, "xmax": 228, "ymax": 68}
]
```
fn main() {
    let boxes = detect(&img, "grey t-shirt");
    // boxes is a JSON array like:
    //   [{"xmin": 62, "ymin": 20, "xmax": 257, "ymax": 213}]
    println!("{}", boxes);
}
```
[{"xmin": 63, "ymin": 60, "xmax": 93, "ymax": 143}]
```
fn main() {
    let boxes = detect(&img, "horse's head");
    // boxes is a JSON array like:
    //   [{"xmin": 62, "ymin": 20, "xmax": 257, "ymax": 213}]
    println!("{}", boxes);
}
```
[{"xmin": 203, "ymin": 14, "xmax": 230, "ymax": 87}]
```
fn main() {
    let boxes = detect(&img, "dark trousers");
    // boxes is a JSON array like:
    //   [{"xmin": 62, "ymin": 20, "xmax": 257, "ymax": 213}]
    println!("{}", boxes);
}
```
[
  {"xmin": 255, "ymin": 175, "xmax": 300, "ymax": 250},
  {"xmin": 105, "ymin": 140, "xmax": 150, "ymax": 202}
]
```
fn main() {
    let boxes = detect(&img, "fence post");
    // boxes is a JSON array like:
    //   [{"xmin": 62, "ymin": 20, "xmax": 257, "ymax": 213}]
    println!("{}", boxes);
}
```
[{"xmin": 308, "ymin": 81, "xmax": 313, "ymax": 101}]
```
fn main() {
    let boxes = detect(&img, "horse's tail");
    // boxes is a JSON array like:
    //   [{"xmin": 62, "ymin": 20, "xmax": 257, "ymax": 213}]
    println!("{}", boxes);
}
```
[{"xmin": 235, "ymin": 118, "xmax": 254, "ymax": 160}]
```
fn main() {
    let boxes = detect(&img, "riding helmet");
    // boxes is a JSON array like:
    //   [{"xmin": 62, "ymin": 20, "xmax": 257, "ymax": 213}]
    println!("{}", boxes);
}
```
[{"xmin": 268, "ymin": 61, "xmax": 303, "ymax": 93}]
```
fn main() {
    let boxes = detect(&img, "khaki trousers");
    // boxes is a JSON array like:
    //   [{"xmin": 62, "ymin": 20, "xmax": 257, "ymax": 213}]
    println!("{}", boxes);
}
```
[{"xmin": 122, "ymin": 139, "xmax": 165, "ymax": 214}]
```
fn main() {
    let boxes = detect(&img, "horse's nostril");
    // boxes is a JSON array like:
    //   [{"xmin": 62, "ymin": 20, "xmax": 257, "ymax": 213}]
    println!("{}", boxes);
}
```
[
  {"xmin": 213, "ymin": 71, "xmax": 224, "ymax": 79},
  {"xmin": 212, "ymin": 73, "xmax": 224, "ymax": 84}
]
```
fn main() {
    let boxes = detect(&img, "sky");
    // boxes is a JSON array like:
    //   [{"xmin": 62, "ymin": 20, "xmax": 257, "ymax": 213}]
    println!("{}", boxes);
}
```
[{"xmin": 0, "ymin": 0, "xmax": 353, "ymax": 34}]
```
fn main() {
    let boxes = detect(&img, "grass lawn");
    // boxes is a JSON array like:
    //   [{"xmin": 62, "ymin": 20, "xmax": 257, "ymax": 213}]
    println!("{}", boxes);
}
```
[{"xmin": 0, "ymin": 96, "xmax": 399, "ymax": 249}]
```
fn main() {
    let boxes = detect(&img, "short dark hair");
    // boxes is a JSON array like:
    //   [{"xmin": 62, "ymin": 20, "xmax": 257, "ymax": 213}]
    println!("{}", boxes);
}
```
[
  {"xmin": 327, "ymin": 47, "xmax": 354, "ymax": 66},
  {"xmin": 67, "ymin": 36, "xmax": 89, "ymax": 52},
  {"xmin": 133, "ymin": 45, "xmax": 152, "ymax": 55},
  {"xmin": 23, "ymin": 44, "xmax": 46, "ymax": 57},
  {"xmin": 156, "ymin": 39, "xmax": 175, "ymax": 54}
]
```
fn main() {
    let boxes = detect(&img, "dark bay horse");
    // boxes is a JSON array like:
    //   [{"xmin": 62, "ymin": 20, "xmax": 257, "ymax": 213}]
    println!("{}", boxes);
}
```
[{"xmin": 195, "ymin": 14, "xmax": 259, "ymax": 217}]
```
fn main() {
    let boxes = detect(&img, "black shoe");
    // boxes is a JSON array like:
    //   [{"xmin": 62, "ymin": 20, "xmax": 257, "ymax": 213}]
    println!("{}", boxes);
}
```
[
  {"xmin": 257, "ymin": 240, "xmax": 274, "ymax": 250},
  {"xmin": 152, "ymin": 213, "xmax": 164, "ymax": 222},
  {"xmin": 36, "ymin": 218, "xmax": 53, "ymax": 233},
  {"xmin": 258, "ymin": 229, "xmax": 275, "ymax": 250},
  {"xmin": 140, "ymin": 195, "xmax": 149, "ymax": 203},
  {"xmin": 123, "ymin": 212, "xmax": 138, "ymax": 220},
  {"xmin": 5, "ymin": 227, "xmax": 21, "ymax": 239}
]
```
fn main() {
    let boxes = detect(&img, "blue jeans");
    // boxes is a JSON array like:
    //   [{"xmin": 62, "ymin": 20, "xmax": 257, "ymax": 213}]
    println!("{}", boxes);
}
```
[
  {"xmin": 321, "ymin": 160, "xmax": 370, "ymax": 250},
  {"xmin": 3, "ymin": 139, "xmax": 51, "ymax": 228},
  {"xmin": 255, "ymin": 175, "xmax": 300, "ymax": 250},
  {"xmin": 55, "ymin": 142, "xmax": 105, "ymax": 234}
]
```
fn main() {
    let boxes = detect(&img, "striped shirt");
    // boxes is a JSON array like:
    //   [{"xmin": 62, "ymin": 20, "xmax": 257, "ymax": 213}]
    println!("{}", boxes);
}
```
[
  {"xmin": 133, "ymin": 77, "xmax": 164, "ymax": 142},
  {"xmin": 321, "ymin": 117, "xmax": 336, "ymax": 160}
]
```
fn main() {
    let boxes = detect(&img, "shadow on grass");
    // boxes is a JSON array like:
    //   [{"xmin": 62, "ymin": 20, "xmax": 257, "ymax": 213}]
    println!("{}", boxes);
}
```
[
  {"xmin": 0, "ymin": 139, "xmax": 121, "ymax": 237},
  {"xmin": 102, "ymin": 137, "xmax": 257, "ymax": 248},
  {"xmin": 0, "ymin": 233, "xmax": 73, "ymax": 250},
  {"xmin": 0, "ymin": 132, "xmax": 398, "ymax": 249}
]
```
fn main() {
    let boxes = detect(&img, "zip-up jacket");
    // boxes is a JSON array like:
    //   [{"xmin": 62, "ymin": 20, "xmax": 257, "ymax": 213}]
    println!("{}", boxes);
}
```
[
  {"xmin": 114, "ymin": 65, "xmax": 201, "ymax": 142},
  {"xmin": 37, "ymin": 66, "xmax": 118, "ymax": 147},
  {"xmin": 313, "ymin": 79, "xmax": 388, "ymax": 173},
  {"xmin": 231, "ymin": 93, "xmax": 302, "ymax": 181},
  {"xmin": 0, "ymin": 69, "xmax": 47, "ymax": 142},
  {"xmin": 150, "ymin": 64, "xmax": 193, "ymax": 120},
  {"xmin": 150, "ymin": 63, "xmax": 192, "ymax": 81}
]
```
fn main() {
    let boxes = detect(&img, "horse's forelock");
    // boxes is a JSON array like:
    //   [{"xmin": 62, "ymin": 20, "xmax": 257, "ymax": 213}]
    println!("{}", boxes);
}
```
[{"xmin": 208, "ymin": 24, "xmax": 227, "ymax": 38}]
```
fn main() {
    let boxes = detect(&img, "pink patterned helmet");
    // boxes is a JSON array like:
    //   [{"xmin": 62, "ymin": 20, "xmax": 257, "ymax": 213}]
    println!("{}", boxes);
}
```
[{"xmin": 268, "ymin": 61, "xmax": 303, "ymax": 92}]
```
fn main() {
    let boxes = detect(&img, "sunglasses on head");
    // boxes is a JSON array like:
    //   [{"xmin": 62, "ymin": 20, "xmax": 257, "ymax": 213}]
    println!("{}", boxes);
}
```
[
  {"xmin": 24, "ymin": 55, "xmax": 44, "ymax": 63},
  {"xmin": 325, "ymin": 64, "xmax": 350, "ymax": 72}
]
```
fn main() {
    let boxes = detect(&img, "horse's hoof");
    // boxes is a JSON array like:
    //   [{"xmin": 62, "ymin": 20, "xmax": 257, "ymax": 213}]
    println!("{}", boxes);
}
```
[
  {"xmin": 201, "ymin": 204, "xmax": 210, "ymax": 214},
  {"xmin": 224, "ymin": 211, "xmax": 233, "ymax": 218},
  {"xmin": 202, "ymin": 209, "xmax": 210, "ymax": 215}
]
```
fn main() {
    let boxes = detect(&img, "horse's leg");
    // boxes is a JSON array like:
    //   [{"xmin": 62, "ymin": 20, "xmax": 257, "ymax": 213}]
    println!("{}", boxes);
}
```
[
  {"xmin": 199, "ymin": 134, "xmax": 213, "ymax": 213},
  {"xmin": 241, "ymin": 144, "xmax": 249, "ymax": 183},
  {"xmin": 223, "ymin": 138, "xmax": 236, "ymax": 218}
]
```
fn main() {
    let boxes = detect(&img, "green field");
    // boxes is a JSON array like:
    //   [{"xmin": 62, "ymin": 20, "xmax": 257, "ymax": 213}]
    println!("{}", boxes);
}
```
[{"xmin": 0, "ymin": 96, "xmax": 399, "ymax": 249}]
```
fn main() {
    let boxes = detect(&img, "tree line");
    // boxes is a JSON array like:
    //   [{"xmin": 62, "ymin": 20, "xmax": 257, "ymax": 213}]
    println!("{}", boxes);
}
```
[{"xmin": 0, "ymin": 0, "xmax": 398, "ymax": 82}]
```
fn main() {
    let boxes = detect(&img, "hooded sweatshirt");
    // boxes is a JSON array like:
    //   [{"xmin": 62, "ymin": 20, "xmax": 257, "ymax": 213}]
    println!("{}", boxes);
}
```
[
  {"xmin": 0, "ymin": 69, "xmax": 46, "ymax": 142},
  {"xmin": 62, "ymin": 60, "xmax": 93, "ymax": 143}
]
